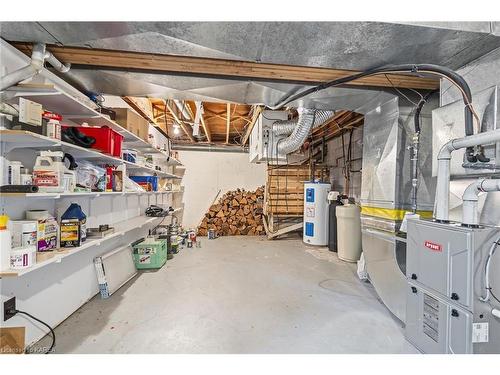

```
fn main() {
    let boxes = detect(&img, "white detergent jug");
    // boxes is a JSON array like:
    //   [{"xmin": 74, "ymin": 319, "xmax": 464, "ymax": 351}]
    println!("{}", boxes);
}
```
[{"xmin": 33, "ymin": 151, "xmax": 66, "ymax": 192}]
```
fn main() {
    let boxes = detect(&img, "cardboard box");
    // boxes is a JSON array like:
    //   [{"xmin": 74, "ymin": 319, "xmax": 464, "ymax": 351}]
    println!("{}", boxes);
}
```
[
  {"xmin": 148, "ymin": 124, "xmax": 170, "ymax": 152},
  {"xmin": 113, "ymin": 108, "xmax": 149, "ymax": 142}
]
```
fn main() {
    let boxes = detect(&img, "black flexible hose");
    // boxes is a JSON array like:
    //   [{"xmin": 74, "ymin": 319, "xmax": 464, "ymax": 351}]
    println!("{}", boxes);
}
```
[
  {"xmin": 14, "ymin": 309, "xmax": 56, "ymax": 354},
  {"xmin": 273, "ymin": 63, "xmax": 477, "ymax": 162},
  {"xmin": 414, "ymin": 90, "xmax": 438, "ymax": 134}
]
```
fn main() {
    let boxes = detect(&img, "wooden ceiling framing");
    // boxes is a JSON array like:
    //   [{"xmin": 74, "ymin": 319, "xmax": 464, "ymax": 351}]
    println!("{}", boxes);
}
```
[{"xmin": 148, "ymin": 98, "xmax": 255, "ymax": 146}]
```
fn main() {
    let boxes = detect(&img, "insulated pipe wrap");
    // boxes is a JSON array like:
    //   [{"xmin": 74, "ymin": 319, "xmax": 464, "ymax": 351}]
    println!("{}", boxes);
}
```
[{"xmin": 274, "ymin": 109, "xmax": 335, "ymax": 155}]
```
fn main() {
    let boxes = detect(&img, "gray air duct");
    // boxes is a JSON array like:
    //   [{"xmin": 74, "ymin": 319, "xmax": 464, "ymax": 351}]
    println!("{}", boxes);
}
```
[{"xmin": 274, "ymin": 108, "xmax": 335, "ymax": 155}]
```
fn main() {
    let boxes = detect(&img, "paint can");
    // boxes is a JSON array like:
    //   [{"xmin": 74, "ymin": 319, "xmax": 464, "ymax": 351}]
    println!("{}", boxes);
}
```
[
  {"xmin": 26, "ymin": 210, "xmax": 49, "ymax": 220},
  {"xmin": 208, "ymin": 229, "xmax": 216, "ymax": 240},
  {"xmin": 10, "ymin": 220, "xmax": 38, "ymax": 247},
  {"xmin": 10, "ymin": 245, "xmax": 36, "ymax": 269}
]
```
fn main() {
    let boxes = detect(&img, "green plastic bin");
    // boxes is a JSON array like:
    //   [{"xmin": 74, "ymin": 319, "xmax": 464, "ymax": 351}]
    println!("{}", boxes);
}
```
[{"xmin": 132, "ymin": 237, "xmax": 167, "ymax": 269}]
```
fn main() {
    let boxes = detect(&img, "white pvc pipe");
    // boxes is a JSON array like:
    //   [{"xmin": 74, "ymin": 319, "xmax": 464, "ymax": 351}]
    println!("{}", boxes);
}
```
[
  {"xmin": 462, "ymin": 179, "xmax": 500, "ymax": 226},
  {"xmin": 435, "ymin": 128, "xmax": 500, "ymax": 222},
  {"xmin": 173, "ymin": 99, "xmax": 191, "ymax": 121},
  {"xmin": 0, "ymin": 43, "xmax": 69, "ymax": 91},
  {"xmin": 0, "ymin": 103, "xmax": 19, "ymax": 116},
  {"xmin": 44, "ymin": 51, "xmax": 71, "ymax": 73}
]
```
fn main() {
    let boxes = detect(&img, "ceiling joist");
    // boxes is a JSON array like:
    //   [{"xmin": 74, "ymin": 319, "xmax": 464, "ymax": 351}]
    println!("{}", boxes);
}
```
[{"xmin": 13, "ymin": 43, "xmax": 439, "ymax": 90}]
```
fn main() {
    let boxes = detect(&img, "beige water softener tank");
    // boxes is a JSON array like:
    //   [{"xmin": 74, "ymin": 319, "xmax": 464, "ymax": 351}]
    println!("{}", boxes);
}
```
[{"xmin": 336, "ymin": 204, "xmax": 362, "ymax": 262}]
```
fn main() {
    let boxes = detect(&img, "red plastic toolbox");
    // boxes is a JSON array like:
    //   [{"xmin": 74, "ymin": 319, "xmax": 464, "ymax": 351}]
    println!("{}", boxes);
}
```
[{"xmin": 63, "ymin": 126, "xmax": 123, "ymax": 157}]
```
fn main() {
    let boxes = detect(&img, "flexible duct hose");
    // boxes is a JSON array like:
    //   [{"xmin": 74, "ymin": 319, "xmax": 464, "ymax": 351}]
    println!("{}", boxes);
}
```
[
  {"xmin": 273, "ymin": 110, "xmax": 335, "ymax": 136},
  {"xmin": 276, "ymin": 109, "xmax": 334, "ymax": 155}
]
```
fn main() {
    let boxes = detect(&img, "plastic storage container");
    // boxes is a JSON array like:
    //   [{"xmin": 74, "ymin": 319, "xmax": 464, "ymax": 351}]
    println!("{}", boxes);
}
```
[
  {"xmin": 63, "ymin": 126, "xmax": 123, "ymax": 157},
  {"xmin": 130, "ymin": 176, "xmax": 159, "ymax": 191},
  {"xmin": 132, "ymin": 237, "xmax": 167, "ymax": 269},
  {"xmin": 336, "ymin": 204, "xmax": 362, "ymax": 262}
]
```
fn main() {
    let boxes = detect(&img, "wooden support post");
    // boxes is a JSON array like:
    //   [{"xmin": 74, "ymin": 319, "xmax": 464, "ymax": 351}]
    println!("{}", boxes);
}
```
[
  {"xmin": 225, "ymin": 103, "xmax": 231, "ymax": 144},
  {"xmin": 241, "ymin": 106, "xmax": 263, "ymax": 145}
]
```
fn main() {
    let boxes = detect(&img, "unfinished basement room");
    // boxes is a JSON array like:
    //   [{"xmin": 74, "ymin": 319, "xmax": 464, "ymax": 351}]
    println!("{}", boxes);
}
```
[{"xmin": 1, "ymin": 4, "xmax": 500, "ymax": 369}]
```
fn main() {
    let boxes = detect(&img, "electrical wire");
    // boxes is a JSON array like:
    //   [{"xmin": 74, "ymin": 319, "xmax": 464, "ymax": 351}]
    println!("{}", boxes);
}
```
[
  {"xmin": 480, "ymin": 237, "xmax": 500, "ymax": 303},
  {"xmin": 272, "ymin": 64, "xmax": 481, "ymax": 140},
  {"xmin": 383, "ymin": 74, "xmax": 422, "ymax": 106},
  {"xmin": 13, "ymin": 309, "xmax": 55, "ymax": 354}
]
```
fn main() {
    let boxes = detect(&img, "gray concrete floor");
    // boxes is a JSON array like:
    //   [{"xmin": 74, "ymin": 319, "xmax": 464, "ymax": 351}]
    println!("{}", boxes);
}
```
[{"xmin": 40, "ymin": 236, "xmax": 418, "ymax": 353}]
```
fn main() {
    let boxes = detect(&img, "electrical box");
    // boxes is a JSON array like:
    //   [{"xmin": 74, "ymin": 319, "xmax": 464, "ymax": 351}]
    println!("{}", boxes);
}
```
[
  {"xmin": 406, "ymin": 219, "xmax": 500, "ymax": 353},
  {"xmin": 249, "ymin": 110, "xmax": 288, "ymax": 164}
]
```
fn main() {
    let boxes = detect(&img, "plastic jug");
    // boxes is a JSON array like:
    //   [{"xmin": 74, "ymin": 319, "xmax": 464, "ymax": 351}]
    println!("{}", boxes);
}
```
[{"xmin": 33, "ymin": 151, "xmax": 66, "ymax": 192}]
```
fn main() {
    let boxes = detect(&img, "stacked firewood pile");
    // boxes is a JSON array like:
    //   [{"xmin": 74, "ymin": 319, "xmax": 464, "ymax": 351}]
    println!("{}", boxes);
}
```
[{"xmin": 198, "ymin": 186, "xmax": 265, "ymax": 236}]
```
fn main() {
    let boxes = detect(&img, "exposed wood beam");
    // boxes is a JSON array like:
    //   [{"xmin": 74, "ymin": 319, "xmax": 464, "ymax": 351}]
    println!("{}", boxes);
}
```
[
  {"xmin": 122, "ymin": 96, "xmax": 156, "ymax": 124},
  {"xmin": 164, "ymin": 101, "xmax": 195, "ymax": 142},
  {"xmin": 12, "ymin": 43, "xmax": 439, "ymax": 90},
  {"xmin": 199, "ymin": 112, "xmax": 212, "ymax": 143},
  {"xmin": 203, "ymin": 109, "xmax": 252, "ymax": 124},
  {"xmin": 241, "ymin": 106, "xmax": 263, "ymax": 146},
  {"xmin": 225, "ymin": 103, "xmax": 231, "ymax": 144}
]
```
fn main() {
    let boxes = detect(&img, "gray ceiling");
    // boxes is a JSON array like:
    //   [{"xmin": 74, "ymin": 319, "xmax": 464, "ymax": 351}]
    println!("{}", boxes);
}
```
[{"xmin": 2, "ymin": 22, "xmax": 500, "ymax": 107}]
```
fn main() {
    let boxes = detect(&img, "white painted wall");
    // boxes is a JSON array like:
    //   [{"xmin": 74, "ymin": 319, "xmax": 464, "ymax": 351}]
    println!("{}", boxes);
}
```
[{"xmin": 178, "ymin": 151, "xmax": 266, "ymax": 229}]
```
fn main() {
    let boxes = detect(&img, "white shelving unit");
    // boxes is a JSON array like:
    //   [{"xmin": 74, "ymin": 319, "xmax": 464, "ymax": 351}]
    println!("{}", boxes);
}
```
[
  {"xmin": 0, "ymin": 216, "xmax": 163, "ymax": 278},
  {"xmin": 0, "ymin": 85, "xmax": 186, "ymax": 277},
  {"xmin": 0, "ymin": 41, "xmax": 186, "ymax": 347},
  {"xmin": 0, "ymin": 190, "xmax": 173, "ymax": 199},
  {"xmin": 0, "ymin": 130, "xmax": 181, "ymax": 179}
]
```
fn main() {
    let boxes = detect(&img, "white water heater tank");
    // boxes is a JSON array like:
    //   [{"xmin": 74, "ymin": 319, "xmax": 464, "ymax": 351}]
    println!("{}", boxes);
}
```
[{"xmin": 303, "ymin": 182, "xmax": 330, "ymax": 245}]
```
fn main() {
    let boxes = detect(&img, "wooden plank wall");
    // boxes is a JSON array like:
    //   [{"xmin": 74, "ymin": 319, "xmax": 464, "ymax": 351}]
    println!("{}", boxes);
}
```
[{"xmin": 265, "ymin": 165, "xmax": 329, "ymax": 217}]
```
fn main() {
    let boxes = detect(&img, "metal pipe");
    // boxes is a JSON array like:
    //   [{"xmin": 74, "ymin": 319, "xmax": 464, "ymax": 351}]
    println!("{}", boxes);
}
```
[
  {"xmin": 411, "ymin": 90, "xmax": 437, "ymax": 213},
  {"xmin": 173, "ymin": 99, "xmax": 191, "ymax": 121},
  {"xmin": 171, "ymin": 143, "xmax": 248, "ymax": 153},
  {"xmin": 462, "ymin": 179, "xmax": 500, "ymax": 226},
  {"xmin": 435, "ymin": 128, "xmax": 500, "ymax": 222}
]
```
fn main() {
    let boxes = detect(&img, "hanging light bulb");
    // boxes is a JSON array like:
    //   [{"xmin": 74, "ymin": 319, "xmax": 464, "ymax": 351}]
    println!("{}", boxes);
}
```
[{"xmin": 173, "ymin": 124, "xmax": 180, "ymax": 135}]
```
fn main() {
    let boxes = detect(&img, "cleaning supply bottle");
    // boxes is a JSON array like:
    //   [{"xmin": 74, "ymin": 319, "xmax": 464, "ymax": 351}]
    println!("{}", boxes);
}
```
[
  {"xmin": 33, "ymin": 151, "xmax": 66, "ymax": 192},
  {"xmin": 60, "ymin": 202, "xmax": 87, "ymax": 247},
  {"xmin": 0, "ymin": 215, "xmax": 11, "ymax": 271}
]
